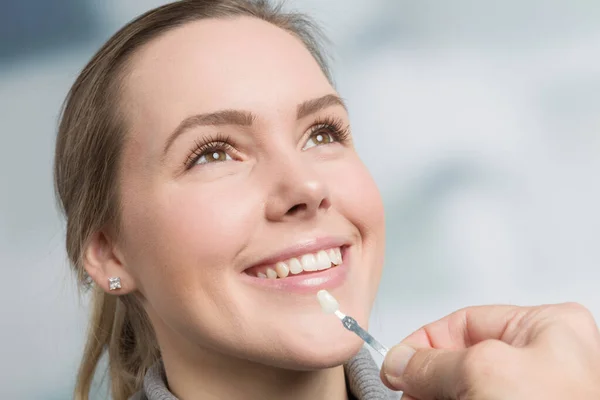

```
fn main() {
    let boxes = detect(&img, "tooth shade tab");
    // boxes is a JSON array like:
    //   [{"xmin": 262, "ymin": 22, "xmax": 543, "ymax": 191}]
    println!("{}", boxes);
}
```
[{"xmin": 317, "ymin": 290, "xmax": 339, "ymax": 314}]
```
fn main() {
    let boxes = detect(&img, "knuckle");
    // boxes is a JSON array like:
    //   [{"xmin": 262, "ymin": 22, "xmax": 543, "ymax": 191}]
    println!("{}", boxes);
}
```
[
  {"xmin": 532, "ymin": 302, "xmax": 595, "ymax": 328},
  {"xmin": 555, "ymin": 302, "xmax": 596, "ymax": 325},
  {"xmin": 559, "ymin": 302, "xmax": 593, "ymax": 316}
]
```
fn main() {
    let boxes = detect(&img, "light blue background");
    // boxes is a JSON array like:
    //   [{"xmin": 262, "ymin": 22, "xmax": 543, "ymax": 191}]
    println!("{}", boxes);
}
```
[{"xmin": 1, "ymin": 1, "xmax": 599, "ymax": 398}]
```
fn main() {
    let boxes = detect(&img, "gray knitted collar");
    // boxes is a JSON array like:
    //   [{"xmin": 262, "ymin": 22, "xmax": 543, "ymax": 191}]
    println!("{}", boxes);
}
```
[{"xmin": 130, "ymin": 347, "xmax": 398, "ymax": 400}]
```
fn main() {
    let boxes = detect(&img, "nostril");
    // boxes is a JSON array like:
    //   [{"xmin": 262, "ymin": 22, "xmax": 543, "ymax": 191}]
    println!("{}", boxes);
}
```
[
  {"xmin": 287, "ymin": 203, "xmax": 307, "ymax": 215},
  {"xmin": 319, "ymin": 198, "xmax": 331, "ymax": 210}
]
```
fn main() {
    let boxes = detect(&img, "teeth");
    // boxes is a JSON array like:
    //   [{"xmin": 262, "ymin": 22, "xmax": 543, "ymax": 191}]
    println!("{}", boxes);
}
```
[
  {"xmin": 275, "ymin": 262, "xmax": 289, "ymax": 278},
  {"xmin": 253, "ymin": 247, "xmax": 344, "ymax": 279},
  {"xmin": 288, "ymin": 258, "xmax": 303, "ymax": 274},
  {"xmin": 316, "ymin": 250, "xmax": 331, "ymax": 270},
  {"xmin": 266, "ymin": 268, "xmax": 278, "ymax": 279},
  {"xmin": 328, "ymin": 248, "xmax": 342, "ymax": 265},
  {"xmin": 327, "ymin": 249, "xmax": 337, "ymax": 264},
  {"xmin": 301, "ymin": 254, "xmax": 318, "ymax": 271}
]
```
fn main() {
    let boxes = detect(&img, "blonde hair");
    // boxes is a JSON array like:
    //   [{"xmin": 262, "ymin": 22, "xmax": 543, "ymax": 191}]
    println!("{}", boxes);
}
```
[{"xmin": 53, "ymin": 1, "xmax": 332, "ymax": 399}]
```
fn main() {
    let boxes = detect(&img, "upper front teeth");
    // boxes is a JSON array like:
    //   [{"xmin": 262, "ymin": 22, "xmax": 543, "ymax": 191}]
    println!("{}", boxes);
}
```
[
  {"xmin": 301, "ymin": 254, "xmax": 318, "ymax": 271},
  {"xmin": 258, "ymin": 247, "xmax": 343, "ymax": 279}
]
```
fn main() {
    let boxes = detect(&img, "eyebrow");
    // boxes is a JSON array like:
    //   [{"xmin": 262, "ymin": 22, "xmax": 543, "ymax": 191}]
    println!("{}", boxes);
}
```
[
  {"xmin": 162, "ymin": 94, "xmax": 347, "ymax": 157},
  {"xmin": 296, "ymin": 94, "xmax": 347, "ymax": 120}
]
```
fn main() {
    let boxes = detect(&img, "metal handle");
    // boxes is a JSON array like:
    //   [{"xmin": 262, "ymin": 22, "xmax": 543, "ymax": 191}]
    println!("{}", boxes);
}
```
[{"xmin": 341, "ymin": 316, "xmax": 389, "ymax": 357}]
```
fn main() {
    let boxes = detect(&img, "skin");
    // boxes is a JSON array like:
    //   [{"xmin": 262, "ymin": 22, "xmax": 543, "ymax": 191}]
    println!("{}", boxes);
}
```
[
  {"xmin": 381, "ymin": 303, "xmax": 600, "ymax": 400},
  {"xmin": 84, "ymin": 17, "xmax": 385, "ymax": 400}
]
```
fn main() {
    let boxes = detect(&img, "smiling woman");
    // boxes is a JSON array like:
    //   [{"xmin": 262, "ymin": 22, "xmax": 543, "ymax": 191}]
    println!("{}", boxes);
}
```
[{"xmin": 53, "ymin": 1, "xmax": 388, "ymax": 400}]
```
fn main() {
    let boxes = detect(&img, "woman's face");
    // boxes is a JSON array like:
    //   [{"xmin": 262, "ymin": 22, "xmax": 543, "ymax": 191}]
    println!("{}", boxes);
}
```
[{"xmin": 117, "ymin": 17, "xmax": 385, "ymax": 368}]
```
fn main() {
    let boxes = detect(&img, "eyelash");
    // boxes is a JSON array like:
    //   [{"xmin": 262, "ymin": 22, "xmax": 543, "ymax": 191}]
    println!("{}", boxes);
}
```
[
  {"xmin": 184, "ymin": 116, "xmax": 351, "ymax": 170},
  {"xmin": 308, "ymin": 116, "xmax": 351, "ymax": 145},
  {"xmin": 185, "ymin": 133, "xmax": 234, "ymax": 169}
]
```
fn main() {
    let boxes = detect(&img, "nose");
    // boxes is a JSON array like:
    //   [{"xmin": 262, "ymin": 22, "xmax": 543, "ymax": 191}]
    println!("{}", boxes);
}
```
[{"xmin": 264, "ymin": 157, "xmax": 331, "ymax": 222}]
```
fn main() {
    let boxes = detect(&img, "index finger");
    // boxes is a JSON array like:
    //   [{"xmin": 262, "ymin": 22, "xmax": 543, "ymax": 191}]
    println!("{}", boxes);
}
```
[{"xmin": 402, "ymin": 305, "xmax": 532, "ymax": 350}]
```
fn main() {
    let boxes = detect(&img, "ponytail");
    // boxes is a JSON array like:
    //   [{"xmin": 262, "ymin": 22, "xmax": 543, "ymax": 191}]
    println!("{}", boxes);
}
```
[{"xmin": 74, "ymin": 287, "xmax": 160, "ymax": 400}]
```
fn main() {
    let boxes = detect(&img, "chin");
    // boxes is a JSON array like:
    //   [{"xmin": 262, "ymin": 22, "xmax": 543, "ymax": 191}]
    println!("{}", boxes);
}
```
[
  {"xmin": 291, "ymin": 334, "xmax": 366, "ymax": 370},
  {"xmin": 265, "ymin": 302, "xmax": 372, "ymax": 370},
  {"xmin": 240, "ymin": 326, "xmax": 366, "ymax": 371}
]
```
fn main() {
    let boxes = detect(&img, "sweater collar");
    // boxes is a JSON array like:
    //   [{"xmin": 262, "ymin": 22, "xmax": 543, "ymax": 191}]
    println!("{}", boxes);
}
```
[{"xmin": 134, "ymin": 347, "xmax": 397, "ymax": 400}]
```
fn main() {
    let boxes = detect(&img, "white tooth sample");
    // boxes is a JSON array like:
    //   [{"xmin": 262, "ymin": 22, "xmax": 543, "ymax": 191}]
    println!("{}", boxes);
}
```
[
  {"xmin": 257, "ymin": 272, "xmax": 267, "ymax": 279},
  {"xmin": 333, "ymin": 247, "xmax": 343, "ymax": 265},
  {"xmin": 301, "ymin": 253, "xmax": 318, "ymax": 271},
  {"xmin": 316, "ymin": 250, "xmax": 331, "ymax": 270},
  {"xmin": 275, "ymin": 262, "xmax": 289, "ymax": 278},
  {"xmin": 289, "ymin": 258, "xmax": 303, "ymax": 274},
  {"xmin": 266, "ymin": 268, "xmax": 278, "ymax": 279},
  {"xmin": 317, "ymin": 290, "xmax": 339, "ymax": 314}
]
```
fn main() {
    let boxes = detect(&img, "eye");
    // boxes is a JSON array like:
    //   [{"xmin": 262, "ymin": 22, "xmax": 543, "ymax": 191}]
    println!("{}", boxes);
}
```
[
  {"xmin": 302, "ymin": 117, "xmax": 351, "ymax": 151},
  {"xmin": 185, "ymin": 135, "xmax": 236, "ymax": 169},
  {"xmin": 195, "ymin": 148, "xmax": 232, "ymax": 165},
  {"xmin": 303, "ymin": 131, "xmax": 335, "ymax": 150}
]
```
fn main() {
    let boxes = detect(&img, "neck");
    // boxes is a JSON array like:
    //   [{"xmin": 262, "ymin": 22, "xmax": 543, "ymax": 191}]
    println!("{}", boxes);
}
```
[
  {"xmin": 158, "ymin": 333, "xmax": 350, "ymax": 400},
  {"xmin": 169, "ymin": 360, "xmax": 348, "ymax": 400}
]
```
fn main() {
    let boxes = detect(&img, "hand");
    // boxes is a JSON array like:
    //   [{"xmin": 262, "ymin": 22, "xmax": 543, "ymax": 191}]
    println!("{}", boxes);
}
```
[{"xmin": 380, "ymin": 303, "xmax": 600, "ymax": 400}]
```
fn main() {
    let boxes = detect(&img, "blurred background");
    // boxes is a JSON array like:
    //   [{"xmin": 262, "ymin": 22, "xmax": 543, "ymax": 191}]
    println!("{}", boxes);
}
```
[{"xmin": 1, "ymin": 0, "xmax": 598, "ymax": 398}]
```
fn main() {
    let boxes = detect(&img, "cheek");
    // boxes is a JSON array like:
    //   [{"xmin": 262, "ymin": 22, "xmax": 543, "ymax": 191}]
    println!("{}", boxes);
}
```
[
  {"xmin": 327, "ymin": 155, "xmax": 386, "ymax": 296},
  {"xmin": 318, "ymin": 155, "xmax": 385, "ymax": 328},
  {"xmin": 120, "ymin": 176, "xmax": 261, "ymax": 296},
  {"xmin": 161, "ymin": 180, "xmax": 256, "ymax": 256},
  {"xmin": 329, "ymin": 156, "xmax": 385, "ymax": 240}
]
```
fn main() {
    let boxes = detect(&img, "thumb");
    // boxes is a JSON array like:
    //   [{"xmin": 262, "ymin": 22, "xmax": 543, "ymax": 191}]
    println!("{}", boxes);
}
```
[{"xmin": 381, "ymin": 344, "xmax": 467, "ymax": 399}]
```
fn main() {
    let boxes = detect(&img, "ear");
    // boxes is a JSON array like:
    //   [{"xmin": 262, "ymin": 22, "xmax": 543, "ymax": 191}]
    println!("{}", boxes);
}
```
[{"xmin": 83, "ymin": 230, "xmax": 137, "ymax": 294}]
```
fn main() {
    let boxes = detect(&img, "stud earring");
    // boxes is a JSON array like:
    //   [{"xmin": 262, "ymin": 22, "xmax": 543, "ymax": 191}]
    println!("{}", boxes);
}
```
[{"xmin": 108, "ymin": 276, "xmax": 122, "ymax": 291}]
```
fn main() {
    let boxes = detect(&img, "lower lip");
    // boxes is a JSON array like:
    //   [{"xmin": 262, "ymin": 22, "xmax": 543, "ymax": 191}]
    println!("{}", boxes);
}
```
[{"xmin": 240, "ymin": 247, "xmax": 350, "ymax": 294}]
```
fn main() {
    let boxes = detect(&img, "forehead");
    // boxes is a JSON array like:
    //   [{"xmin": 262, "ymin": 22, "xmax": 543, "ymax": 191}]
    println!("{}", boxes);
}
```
[{"xmin": 121, "ymin": 17, "xmax": 332, "ymax": 133}]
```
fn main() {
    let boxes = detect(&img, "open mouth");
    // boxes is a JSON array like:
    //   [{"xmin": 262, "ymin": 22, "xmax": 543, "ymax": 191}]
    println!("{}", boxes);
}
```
[{"xmin": 244, "ymin": 246, "xmax": 346, "ymax": 279}]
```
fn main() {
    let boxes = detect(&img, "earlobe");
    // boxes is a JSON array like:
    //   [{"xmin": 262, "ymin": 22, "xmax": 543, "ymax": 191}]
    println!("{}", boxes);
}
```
[{"xmin": 83, "ymin": 231, "xmax": 137, "ymax": 294}]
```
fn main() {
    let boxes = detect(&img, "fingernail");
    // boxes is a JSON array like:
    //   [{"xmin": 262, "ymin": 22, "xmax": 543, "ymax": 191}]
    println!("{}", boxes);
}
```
[{"xmin": 383, "ymin": 345, "xmax": 416, "ymax": 379}]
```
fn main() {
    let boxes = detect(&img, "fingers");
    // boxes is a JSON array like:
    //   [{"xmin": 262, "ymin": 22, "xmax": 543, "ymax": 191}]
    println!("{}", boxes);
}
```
[
  {"xmin": 382, "ymin": 340, "xmax": 518, "ymax": 399},
  {"xmin": 380, "ymin": 303, "xmax": 599, "ymax": 399},
  {"xmin": 401, "ymin": 305, "xmax": 530, "ymax": 350},
  {"xmin": 379, "ymin": 306, "xmax": 528, "ymax": 397},
  {"xmin": 382, "ymin": 344, "xmax": 466, "ymax": 398}
]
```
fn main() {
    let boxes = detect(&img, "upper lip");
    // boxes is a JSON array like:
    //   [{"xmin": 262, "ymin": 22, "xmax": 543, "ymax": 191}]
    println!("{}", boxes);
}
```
[{"xmin": 242, "ymin": 236, "xmax": 350, "ymax": 272}]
